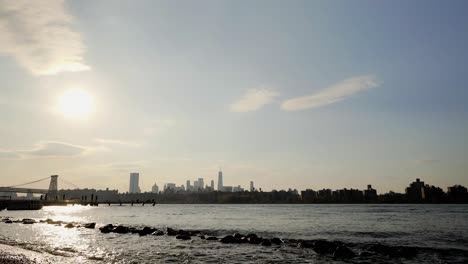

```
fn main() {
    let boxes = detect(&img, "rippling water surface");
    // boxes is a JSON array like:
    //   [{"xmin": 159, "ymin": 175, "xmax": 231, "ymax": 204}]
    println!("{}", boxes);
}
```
[{"xmin": 1, "ymin": 204, "xmax": 467, "ymax": 263}]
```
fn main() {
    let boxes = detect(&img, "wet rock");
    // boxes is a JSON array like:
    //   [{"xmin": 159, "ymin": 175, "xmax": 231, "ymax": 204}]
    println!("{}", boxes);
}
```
[
  {"xmin": 221, "ymin": 235, "xmax": 236, "ymax": 244},
  {"xmin": 199, "ymin": 235, "xmax": 206, "ymax": 239},
  {"xmin": 166, "ymin": 227, "xmax": 177, "ymax": 236},
  {"xmin": 233, "ymin": 233, "xmax": 244, "ymax": 239},
  {"xmin": 176, "ymin": 234, "xmax": 191, "ymax": 240},
  {"xmin": 83, "ymin": 223, "xmax": 96, "ymax": 229},
  {"xmin": 139, "ymin": 227, "xmax": 156, "ymax": 236},
  {"xmin": 100, "ymin": 224, "xmax": 114, "ymax": 233},
  {"xmin": 261, "ymin": 239, "xmax": 272, "ymax": 246},
  {"xmin": 177, "ymin": 229, "xmax": 190, "ymax": 236},
  {"xmin": 359, "ymin": 251, "xmax": 373, "ymax": 257},
  {"xmin": 313, "ymin": 240, "xmax": 338, "ymax": 255},
  {"xmin": 22, "ymin": 218, "xmax": 36, "ymax": 224},
  {"xmin": 368, "ymin": 244, "xmax": 417, "ymax": 258},
  {"xmin": 113, "ymin": 225, "xmax": 129, "ymax": 234},
  {"xmin": 64, "ymin": 223, "xmax": 74, "ymax": 228},
  {"xmin": 152, "ymin": 230, "xmax": 164, "ymax": 236},
  {"xmin": 4, "ymin": 219, "xmax": 13, "ymax": 224},
  {"xmin": 297, "ymin": 240, "xmax": 314, "ymax": 248},
  {"xmin": 271, "ymin": 237, "xmax": 284, "ymax": 245},
  {"xmin": 206, "ymin": 236, "xmax": 218, "ymax": 241},
  {"xmin": 247, "ymin": 234, "xmax": 262, "ymax": 244},
  {"xmin": 333, "ymin": 245, "xmax": 356, "ymax": 259}
]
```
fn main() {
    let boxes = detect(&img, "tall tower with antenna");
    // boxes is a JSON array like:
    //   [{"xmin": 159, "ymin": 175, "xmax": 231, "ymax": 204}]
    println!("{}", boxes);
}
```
[{"xmin": 217, "ymin": 170, "xmax": 223, "ymax": 191}]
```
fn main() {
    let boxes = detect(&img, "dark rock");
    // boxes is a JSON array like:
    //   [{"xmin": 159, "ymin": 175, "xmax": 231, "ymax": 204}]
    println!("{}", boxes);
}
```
[
  {"xmin": 139, "ymin": 227, "xmax": 156, "ymax": 236},
  {"xmin": 206, "ymin": 236, "xmax": 218, "ymax": 241},
  {"xmin": 113, "ymin": 225, "xmax": 129, "ymax": 234},
  {"xmin": 177, "ymin": 229, "xmax": 190, "ymax": 236},
  {"xmin": 368, "ymin": 244, "xmax": 417, "ymax": 258},
  {"xmin": 221, "ymin": 235, "xmax": 236, "ymax": 244},
  {"xmin": 261, "ymin": 239, "xmax": 272, "ymax": 246},
  {"xmin": 271, "ymin": 237, "xmax": 284, "ymax": 245},
  {"xmin": 64, "ymin": 223, "xmax": 74, "ymax": 228},
  {"xmin": 247, "ymin": 234, "xmax": 262, "ymax": 244},
  {"xmin": 297, "ymin": 240, "xmax": 314, "ymax": 248},
  {"xmin": 129, "ymin": 228, "xmax": 139, "ymax": 234},
  {"xmin": 83, "ymin": 223, "xmax": 96, "ymax": 229},
  {"xmin": 100, "ymin": 224, "xmax": 114, "ymax": 233},
  {"xmin": 359, "ymin": 251, "xmax": 373, "ymax": 257},
  {"xmin": 313, "ymin": 240, "xmax": 338, "ymax": 255},
  {"xmin": 233, "ymin": 233, "xmax": 244, "ymax": 239},
  {"xmin": 152, "ymin": 230, "xmax": 164, "ymax": 236},
  {"xmin": 333, "ymin": 245, "xmax": 356, "ymax": 259},
  {"xmin": 176, "ymin": 234, "xmax": 191, "ymax": 240},
  {"xmin": 166, "ymin": 227, "xmax": 177, "ymax": 236},
  {"xmin": 4, "ymin": 219, "xmax": 13, "ymax": 224},
  {"xmin": 22, "ymin": 218, "xmax": 36, "ymax": 224},
  {"xmin": 199, "ymin": 235, "xmax": 206, "ymax": 239}
]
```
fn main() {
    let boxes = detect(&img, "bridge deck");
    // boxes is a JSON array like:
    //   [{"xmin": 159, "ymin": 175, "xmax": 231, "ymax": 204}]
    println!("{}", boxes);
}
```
[{"xmin": 0, "ymin": 187, "xmax": 49, "ymax": 194}]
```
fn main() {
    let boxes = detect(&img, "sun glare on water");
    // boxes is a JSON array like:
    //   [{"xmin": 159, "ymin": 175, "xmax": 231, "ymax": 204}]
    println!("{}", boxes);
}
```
[{"xmin": 57, "ymin": 89, "xmax": 94, "ymax": 119}]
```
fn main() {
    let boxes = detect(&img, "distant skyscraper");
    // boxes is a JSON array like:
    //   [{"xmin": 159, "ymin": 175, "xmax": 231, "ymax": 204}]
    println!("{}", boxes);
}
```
[
  {"xmin": 218, "ymin": 171, "xmax": 223, "ymax": 191},
  {"xmin": 250, "ymin": 181, "xmax": 254, "ymax": 192},
  {"xmin": 198, "ymin": 178, "xmax": 204, "ymax": 190},
  {"xmin": 152, "ymin": 183, "xmax": 159, "ymax": 193},
  {"xmin": 129, "ymin": 173, "xmax": 141, "ymax": 193},
  {"xmin": 186, "ymin": 180, "xmax": 191, "ymax": 191},
  {"xmin": 210, "ymin": 180, "xmax": 215, "ymax": 190}
]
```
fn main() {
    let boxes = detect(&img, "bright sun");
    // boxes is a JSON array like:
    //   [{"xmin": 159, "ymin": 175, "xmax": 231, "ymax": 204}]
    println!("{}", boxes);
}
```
[{"xmin": 57, "ymin": 89, "xmax": 94, "ymax": 119}]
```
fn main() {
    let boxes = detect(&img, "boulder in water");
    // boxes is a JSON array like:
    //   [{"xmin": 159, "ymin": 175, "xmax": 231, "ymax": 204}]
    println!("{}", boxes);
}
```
[
  {"xmin": 333, "ymin": 245, "xmax": 356, "ymax": 259},
  {"xmin": 4, "ymin": 219, "xmax": 13, "ymax": 224},
  {"xmin": 176, "ymin": 234, "xmax": 191, "ymax": 240},
  {"xmin": 139, "ymin": 227, "xmax": 156, "ymax": 236},
  {"xmin": 313, "ymin": 240, "xmax": 338, "ymax": 255},
  {"xmin": 247, "ymin": 234, "xmax": 262, "ymax": 244},
  {"xmin": 221, "ymin": 235, "xmax": 236, "ymax": 244},
  {"xmin": 152, "ymin": 230, "xmax": 164, "ymax": 236},
  {"xmin": 100, "ymin": 224, "xmax": 114, "ymax": 233},
  {"xmin": 64, "ymin": 223, "xmax": 74, "ymax": 228},
  {"xmin": 206, "ymin": 236, "xmax": 218, "ymax": 241},
  {"xmin": 272, "ymin": 237, "xmax": 284, "ymax": 245},
  {"xmin": 166, "ymin": 227, "xmax": 177, "ymax": 236},
  {"xmin": 83, "ymin": 223, "xmax": 96, "ymax": 229},
  {"xmin": 22, "ymin": 218, "xmax": 36, "ymax": 224},
  {"xmin": 261, "ymin": 239, "xmax": 272, "ymax": 246},
  {"xmin": 113, "ymin": 225, "xmax": 129, "ymax": 234}
]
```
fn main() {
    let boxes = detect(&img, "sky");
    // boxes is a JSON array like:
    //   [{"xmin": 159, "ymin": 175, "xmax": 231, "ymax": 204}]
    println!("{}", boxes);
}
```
[{"xmin": 0, "ymin": 0, "xmax": 467, "ymax": 193}]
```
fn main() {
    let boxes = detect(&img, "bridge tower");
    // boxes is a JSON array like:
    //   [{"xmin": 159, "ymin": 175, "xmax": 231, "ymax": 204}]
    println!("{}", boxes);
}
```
[{"xmin": 48, "ymin": 175, "xmax": 58, "ymax": 200}]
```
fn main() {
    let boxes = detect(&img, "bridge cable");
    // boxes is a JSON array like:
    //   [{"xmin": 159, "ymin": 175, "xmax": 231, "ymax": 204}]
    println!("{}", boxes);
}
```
[
  {"xmin": 6, "ymin": 176, "xmax": 51, "ymax": 188},
  {"xmin": 59, "ymin": 178, "xmax": 80, "ymax": 189}
]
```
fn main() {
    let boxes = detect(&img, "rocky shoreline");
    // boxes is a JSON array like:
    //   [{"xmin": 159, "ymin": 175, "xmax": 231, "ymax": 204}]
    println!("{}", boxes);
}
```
[{"xmin": 1, "ymin": 216, "xmax": 467, "ymax": 263}]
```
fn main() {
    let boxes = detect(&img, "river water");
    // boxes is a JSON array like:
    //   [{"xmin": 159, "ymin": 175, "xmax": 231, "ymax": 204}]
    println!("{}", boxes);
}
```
[{"xmin": 0, "ymin": 204, "xmax": 467, "ymax": 263}]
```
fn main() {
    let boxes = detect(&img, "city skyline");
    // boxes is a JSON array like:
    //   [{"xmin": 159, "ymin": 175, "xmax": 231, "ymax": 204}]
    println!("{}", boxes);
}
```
[{"xmin": 1, "ymin": 0, "xmax": 468, "ymax": 193}]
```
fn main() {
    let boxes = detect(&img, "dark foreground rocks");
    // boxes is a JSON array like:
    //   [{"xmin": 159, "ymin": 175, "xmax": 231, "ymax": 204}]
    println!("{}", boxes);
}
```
[{"xmin": 1, "ymin": 217, "xmax": 425, "ymax": 261}]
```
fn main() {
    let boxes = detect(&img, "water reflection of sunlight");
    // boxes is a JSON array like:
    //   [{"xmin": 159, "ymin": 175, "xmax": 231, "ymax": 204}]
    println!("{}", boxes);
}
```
[{"xmin": 42, "ymin": 205, "xmax": 92, "ymax": 223}]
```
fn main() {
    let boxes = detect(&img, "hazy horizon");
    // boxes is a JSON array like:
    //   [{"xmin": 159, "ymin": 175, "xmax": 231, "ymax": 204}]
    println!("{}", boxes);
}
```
[{"xmin": 1, "ymin": 0, "xmax": 468, "ymax": 193}]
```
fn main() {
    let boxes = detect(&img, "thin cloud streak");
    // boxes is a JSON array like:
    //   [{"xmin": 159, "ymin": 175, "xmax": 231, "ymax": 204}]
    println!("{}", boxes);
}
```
[
  {"xmin": 0, "ymin": 0, "xmax": 89, "ymax": 75},
  {"xmin": 94, "ymin": 138, "xmax": 142, "ymax": 148},
  {"xmin": 230, "ymin": 88, "xmax": 279, "ymax": 112},
  {"xmin": 0, "ymin": 141, "xmax": 98, "ymax": 159},
  {"xmin": 281, "ymin": 75, "xmax": 379, "ymax": 111}
]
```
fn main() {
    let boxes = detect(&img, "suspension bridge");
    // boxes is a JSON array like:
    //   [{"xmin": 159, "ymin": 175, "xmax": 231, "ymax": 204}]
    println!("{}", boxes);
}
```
[{"xmin": 0, "ymin": 175, "xmax": 79, "ymax": 195}]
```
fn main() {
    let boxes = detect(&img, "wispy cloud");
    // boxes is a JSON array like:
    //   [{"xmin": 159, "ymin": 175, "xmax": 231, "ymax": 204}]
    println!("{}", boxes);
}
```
[
  {"xmin": 0, "ymin": 141, "xmax": 93, "ymax": 159},
  {"xmin": 94, "ymin": 138, "xmax": 142, "ymax": 148},
  {"xmin": 230, "ymin": 88, "xmax": 279, "ymax": 112},
  {"xmin": 0, "ymin": 0, "xmax": 89, "ymax": 75},
  {"xmin": 281, "ymin": 75, "xmax": 379, "ymax": 111}
]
